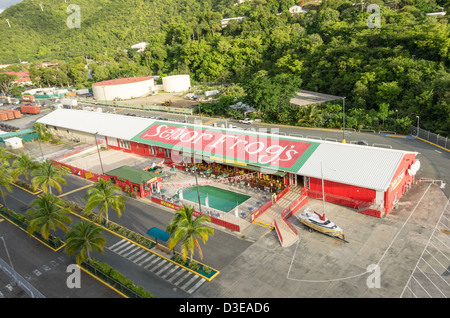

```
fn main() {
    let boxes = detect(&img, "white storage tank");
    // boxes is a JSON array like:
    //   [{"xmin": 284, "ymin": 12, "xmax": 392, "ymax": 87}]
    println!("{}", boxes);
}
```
[
  {"xmin": 92, "ymin": 77, "xmax": 155, "ymax": 101},
  {"xmin": 162, "ymin": 75, "xmax": 191, "ymax": 93}
]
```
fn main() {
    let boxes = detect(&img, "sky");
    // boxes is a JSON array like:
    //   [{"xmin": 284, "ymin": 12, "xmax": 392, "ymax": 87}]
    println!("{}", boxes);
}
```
[{"xmin": 0, "ymin": 0, "xmax": 24, "ymax": 14}]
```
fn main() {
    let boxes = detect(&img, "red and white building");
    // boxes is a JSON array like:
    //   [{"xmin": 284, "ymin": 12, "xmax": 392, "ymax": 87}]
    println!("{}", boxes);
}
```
[
  {"xmin": 92, "ymin": 76, "xmax": 155, "ymax": 101},
  {"xmin": 37, "ymin": 109, "xmax": 420, "ymax": 218},
  {"xmin": 2, "ymin": 71, "xmax": 32, "ymax": 86}
]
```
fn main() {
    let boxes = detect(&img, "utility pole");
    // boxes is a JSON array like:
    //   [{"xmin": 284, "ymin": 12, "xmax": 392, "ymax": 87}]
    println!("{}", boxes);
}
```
[
  {"xmin": 342, "ymin": 97, "xmax": 346, "ymax": 143},
  {"xmin": 192, "ymin": 149, "xmax": 202, "ymax": 214},
  {"xmin": 94, "ymin": 132, "xmax": 105, "ymax": 175}
]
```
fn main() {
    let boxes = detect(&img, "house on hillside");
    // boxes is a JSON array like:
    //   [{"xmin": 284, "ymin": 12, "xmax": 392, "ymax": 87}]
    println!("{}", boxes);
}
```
[
  {"xmin": 289, "ymin": 6, "xmax": 308, "ymax": 14},
  {"xmin": 221, "ymin": 16, "xmax": 246, "ymax": 28},
  {"xmin": 1, "ymin": 71, "xmax": 31, "ymax": 86}
]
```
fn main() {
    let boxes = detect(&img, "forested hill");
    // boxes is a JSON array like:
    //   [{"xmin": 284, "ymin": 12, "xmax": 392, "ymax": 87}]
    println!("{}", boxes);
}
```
[
  {"xmin": 0, "ymin": 0, "xmax": 449, "ymax": 135},
  {"xmin": 0, "ymin": 0, "xmax": 231, "ymax": 63}
]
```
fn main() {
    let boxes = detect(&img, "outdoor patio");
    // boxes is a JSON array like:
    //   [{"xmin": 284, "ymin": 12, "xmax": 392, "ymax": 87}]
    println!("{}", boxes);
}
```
[{"xmin": 151, "ymin": 164, "xmax": 275, "ymax": 229}]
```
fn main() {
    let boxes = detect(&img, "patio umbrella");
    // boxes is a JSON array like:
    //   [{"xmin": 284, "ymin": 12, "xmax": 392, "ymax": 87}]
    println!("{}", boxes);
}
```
[
  {"xmin": 170, "ymin": 167, "xmax": 178, "ymax": 171},
  {"xmin": 205, "ymin": 169, "xmax": 212, "ymax": 174},
  {"xmin": 221, "ymin": 173, "xmax": 228, "ymax": 177},
  {"xmin": 190, "ymin": 166, "xmax": 197, "ymax": 170}
]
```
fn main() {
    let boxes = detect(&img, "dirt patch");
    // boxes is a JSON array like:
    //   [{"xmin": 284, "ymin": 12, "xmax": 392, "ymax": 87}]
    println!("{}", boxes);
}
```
[{"xmin": 116, "ymin": 92, "xmax": 198, "ymax": 108}]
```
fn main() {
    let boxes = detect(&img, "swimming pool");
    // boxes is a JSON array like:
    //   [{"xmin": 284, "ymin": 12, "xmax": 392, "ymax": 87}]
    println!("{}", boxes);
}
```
[{"xmin": 181, "ymin": 185, "xmax": 250, "ymax": 213}]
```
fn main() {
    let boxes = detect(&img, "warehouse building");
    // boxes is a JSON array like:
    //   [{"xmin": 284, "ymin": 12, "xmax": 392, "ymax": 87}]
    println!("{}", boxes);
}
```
[
  {"xmin": 92, "ymin": 76, "xmax": 155, "ymax": 101},
  {"xmin": 37, "ymin": 109, "xmax": 419, "ymax": 218}
]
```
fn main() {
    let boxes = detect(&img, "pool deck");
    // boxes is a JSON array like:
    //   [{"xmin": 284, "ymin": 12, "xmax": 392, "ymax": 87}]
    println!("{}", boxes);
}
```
[{"xmin": 156, "ymin": 167, "xmax": 274, "ymax": 230}]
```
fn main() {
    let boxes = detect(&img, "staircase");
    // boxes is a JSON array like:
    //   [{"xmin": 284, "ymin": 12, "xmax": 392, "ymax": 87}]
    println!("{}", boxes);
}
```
[{"xmin": 255, "ymin": 186, "xmax": 307, "ymax": 247}]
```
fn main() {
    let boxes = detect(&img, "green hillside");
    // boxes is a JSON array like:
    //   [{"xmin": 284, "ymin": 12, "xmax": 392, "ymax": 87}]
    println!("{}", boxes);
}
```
[{"xmin": 0, "ymin": 0, "xmax": 226, "ymax": 63}]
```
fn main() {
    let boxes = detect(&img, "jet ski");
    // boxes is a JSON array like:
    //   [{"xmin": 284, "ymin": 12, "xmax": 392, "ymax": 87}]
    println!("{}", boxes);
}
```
[{"xmin": 297, "ymin": 209, "xmax": 344, "ymax": 238}]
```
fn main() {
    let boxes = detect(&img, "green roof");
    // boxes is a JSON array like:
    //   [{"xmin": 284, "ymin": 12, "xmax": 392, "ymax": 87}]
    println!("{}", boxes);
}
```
[
  {"xmin": 105, "ymin": 166, "xmax": 161, "ymax": 185},
  {"xmin": 0, "ymin": 129, "xmax": 36, "ymax": 139}
]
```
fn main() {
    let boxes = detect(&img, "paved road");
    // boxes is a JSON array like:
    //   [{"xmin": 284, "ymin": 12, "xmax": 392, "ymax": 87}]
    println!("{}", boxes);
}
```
[
  {"xmin": 0, "ymin": 214, "xmax": 121, "ymax": 298},
  {"xmin": 2, "ymin": 172, "xmax": 254, "ymax": 298}
]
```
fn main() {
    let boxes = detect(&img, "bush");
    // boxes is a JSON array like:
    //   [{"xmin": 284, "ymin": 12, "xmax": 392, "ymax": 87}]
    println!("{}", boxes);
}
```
[{"xmin": 86, "ymin": 259, "xmax": 155, "ymax": 298}]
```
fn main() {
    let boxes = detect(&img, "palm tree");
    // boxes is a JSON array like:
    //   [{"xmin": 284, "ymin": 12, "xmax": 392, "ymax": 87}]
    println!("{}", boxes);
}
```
[
  {"xmin": 84, "ymin": 178, "xmax": 126, "ymax": 223},
  {"xmin": 65, "ymin": 221, "xmax": 106, "ymax": 265},
  {"xmin": 297, "ymin": 105, "xmax": 322, "ymax": 127},
  {"xmin": 0, "ymin": 162, "xmax": 15, "ymax": 210},
  {"xmin": 26, "ymin": 193, "xmax": 72, "ymax": 241},
  {"xmin": 166, "ymin": 205, "xmax": 214, "ymax": 264},
  {"xmin": 32, "ymin": 122, "xmax": 51, "ymax": 141},
  {"xmin": 13, "ymin": 153, "xmax": 39, "ymax": 184},
  {"xmin": 0, "ymin": 147, "xmax": 13, "ymax": 163},
  {"xmin": 31, "ymin": 160, "xmax": 67, "ymax": 194}
]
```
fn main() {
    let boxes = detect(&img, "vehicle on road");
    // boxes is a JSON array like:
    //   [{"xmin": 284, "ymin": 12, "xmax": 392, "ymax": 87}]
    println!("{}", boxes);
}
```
[{"xmin": 239, "ymin": 118, "xmax": 254, "ymax": 124}]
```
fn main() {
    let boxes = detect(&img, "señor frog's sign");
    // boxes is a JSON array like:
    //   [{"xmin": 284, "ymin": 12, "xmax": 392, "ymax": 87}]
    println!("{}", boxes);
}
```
[{"xmin": 131, "ymin": 122, "xmax": 319, "ymax": 173}]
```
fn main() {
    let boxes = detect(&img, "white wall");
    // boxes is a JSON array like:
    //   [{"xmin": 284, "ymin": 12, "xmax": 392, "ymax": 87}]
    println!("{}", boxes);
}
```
[
  {"xmin": 162, "ymin": 75, "xmax": 190, "ymax": 93},
  {"xmin": 93, "ymin": 78, "xmax": 155, "ymax": 101}
]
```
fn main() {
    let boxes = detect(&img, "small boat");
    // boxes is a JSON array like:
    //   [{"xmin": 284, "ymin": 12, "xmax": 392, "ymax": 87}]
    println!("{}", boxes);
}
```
[{"xmin": 297, "ymin": 210, "xmax": 344, "ymax": 238}]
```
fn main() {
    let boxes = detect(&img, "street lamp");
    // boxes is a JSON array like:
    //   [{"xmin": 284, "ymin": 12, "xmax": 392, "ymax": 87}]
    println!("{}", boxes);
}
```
[
  {"xmin": 416, "ymin": 116, "xmax": 420, "ymax": 137},
  {"xmin": 0, "ymin": 236, "xmax": 17, "ymax": 286}
]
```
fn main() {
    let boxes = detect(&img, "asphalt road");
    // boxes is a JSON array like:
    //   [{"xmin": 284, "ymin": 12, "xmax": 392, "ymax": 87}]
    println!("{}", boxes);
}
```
[{"xmin": 2, "ymin": 172, "xmax": 254, "ymax": 298}]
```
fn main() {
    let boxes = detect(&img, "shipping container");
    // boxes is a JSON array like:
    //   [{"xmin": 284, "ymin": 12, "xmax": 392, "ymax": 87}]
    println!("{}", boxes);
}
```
[
  {"xmin": 0, "ymin": 110, "xmax": 14, "ymax": 119},
  {"xmin": 3, "ymin": 109, "xmax": 21, "ymax": 118},
  {"xmin": 76, "ymin": 88, "xmax": 89, "ymax": 95},
  {"xmin": 0, "ymin": 113, "xmax": 8, "ymax": 121},
  {"xmin": 65, "ymin": 92, "xmax": 76, "ymax": 96},
  {"xmin": 61, "ymin": 98, "xmax": 78, "ymax": 107},
  {"xmin": 21, "ymin": 95, "xmax": 35, "ymax": 102},
  {"xmin": 20, "ymin": 105, "xmax": 41, "ymax": 114}
]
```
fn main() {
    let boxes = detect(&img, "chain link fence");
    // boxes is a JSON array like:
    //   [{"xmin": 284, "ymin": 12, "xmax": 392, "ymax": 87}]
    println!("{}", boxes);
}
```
[{"xmin": 410, "ymin": 126, "xmax": 449, "ymax": 150}]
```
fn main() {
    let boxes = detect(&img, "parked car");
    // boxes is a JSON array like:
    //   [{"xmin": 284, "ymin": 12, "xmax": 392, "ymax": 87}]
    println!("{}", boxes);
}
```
[{"xmin": 239, "ymin": 118, "xmax": 254, "ymax": 124}]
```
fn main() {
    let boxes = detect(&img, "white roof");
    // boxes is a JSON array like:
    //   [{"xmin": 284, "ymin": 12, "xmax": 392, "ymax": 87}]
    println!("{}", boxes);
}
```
[
  {"xmin": 296, "ymin": 141, "xmax": 407, "ymax": 191},
  {"xmin": 37, "ymin": 109, "xmax": 155, "ymax": 140},
  {"xmin": 37, "ymin": 109, "xmax": 416, "ymax": 191}
]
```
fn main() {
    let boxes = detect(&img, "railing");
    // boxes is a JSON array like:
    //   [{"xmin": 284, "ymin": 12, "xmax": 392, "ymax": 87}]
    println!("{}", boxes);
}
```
[
  {"xmin": 250, "ymin": 186, "xmax": 290, "ymax": 223},
  {"xmin": 273, "ymin": 219, "xmax": 283, "ymax": 245},
  {"xmin": 52, "ymin": 160, "xmax": 105, "ymax": 182},
  {"xmin": 410, "ymin": 126, "xmax": 449, "ymax": 150},
  {"xmin": 150, "ymin": 196, "xmax": 240, "ymax": 232},
  {"xmin": 250, "ymin": 199, "xmax": 274, "ymax": 223},
  {"xmin": 280, "ymin": 187, "xmax": 309, "ymax": 236}
]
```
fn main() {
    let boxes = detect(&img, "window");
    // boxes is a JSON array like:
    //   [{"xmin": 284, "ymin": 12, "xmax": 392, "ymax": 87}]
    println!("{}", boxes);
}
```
[{"xmin": 119, "ymin": 139, "xmax": 131, "ymax": 149}]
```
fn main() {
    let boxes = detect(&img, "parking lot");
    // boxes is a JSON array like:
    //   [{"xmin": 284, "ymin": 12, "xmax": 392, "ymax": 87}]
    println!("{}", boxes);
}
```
[{"xmin": 194, "ymin": 182, "xmax": 450, "ymax": 298}]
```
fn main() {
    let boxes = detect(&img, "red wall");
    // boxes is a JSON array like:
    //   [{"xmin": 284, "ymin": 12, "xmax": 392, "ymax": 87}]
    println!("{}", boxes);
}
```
[
  {"xmin": 105, "ymin": 137, "xmax": 173, "ymax": 160},
  {"xmin": 309, "ymin": 178, "xmax": 376, "ymax": 204},
  {"xmin": 384, "ymin": 153, "xmax": 416, "ymax": 214}
]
